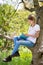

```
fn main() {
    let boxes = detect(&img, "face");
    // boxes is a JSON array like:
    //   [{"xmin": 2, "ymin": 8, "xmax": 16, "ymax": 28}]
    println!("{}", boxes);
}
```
[{"xmin": 28, "ymin": 20, "xmax": 35, "ymax": 26}]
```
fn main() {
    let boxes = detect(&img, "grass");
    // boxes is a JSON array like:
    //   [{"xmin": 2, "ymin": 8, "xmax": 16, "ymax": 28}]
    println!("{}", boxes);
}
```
[{"xmin": 0, "ymin": 47, "xmax": 32, "ymax": 65}]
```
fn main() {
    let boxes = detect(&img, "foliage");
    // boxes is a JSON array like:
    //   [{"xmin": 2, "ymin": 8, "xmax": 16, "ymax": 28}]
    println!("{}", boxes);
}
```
[
  {"xmin": 0, "ymin": 3, "xmax": 32, "ymax": 65},
  {"xmin": 0, "ymin": 4, "xmax": 31, "ymax": 49}
]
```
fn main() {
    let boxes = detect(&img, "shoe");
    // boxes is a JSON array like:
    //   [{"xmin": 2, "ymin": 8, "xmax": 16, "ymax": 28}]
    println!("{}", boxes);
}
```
[
  {"xmin": 11, "ymin": 51, "xmax": 20, "ymax": 57},
  {"xmin": 3, "ymin": 51, "xmax": 20, "ymax": 62},
  {"xmin": 3, "ymin": 55, "xmax": 12, "ymax": 62}
]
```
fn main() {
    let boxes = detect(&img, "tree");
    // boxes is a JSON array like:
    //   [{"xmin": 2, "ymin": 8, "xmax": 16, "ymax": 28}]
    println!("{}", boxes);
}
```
[
  {"xmin": 31, "ymin": 0, "xmax": 43, "ymax": 65},
  {"xmin": 22, "ymin": 0, "xmax": 43, "ymax": 65},
  {"xmin": 0, "ymin": 0, "xmax": 43, "ymax": 65}
]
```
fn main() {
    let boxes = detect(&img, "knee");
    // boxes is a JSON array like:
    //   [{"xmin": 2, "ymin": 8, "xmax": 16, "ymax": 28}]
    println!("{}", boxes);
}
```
[
  {"xmin": 15, "ymin": 36, "xmax": 18, "ymax": 39},
  {"xmin": 16, "ymin": 41, "xmax": 20, "ymax": 45},
  {"xmin": 13, "ymin": 36, "xmax": 18, "ymax": 40}
]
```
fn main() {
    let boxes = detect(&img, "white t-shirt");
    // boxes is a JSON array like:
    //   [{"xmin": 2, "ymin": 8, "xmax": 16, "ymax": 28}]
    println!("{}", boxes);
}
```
[{"xmin": 27, "ymin": 24, "xmax": 40, "ymax": 44}]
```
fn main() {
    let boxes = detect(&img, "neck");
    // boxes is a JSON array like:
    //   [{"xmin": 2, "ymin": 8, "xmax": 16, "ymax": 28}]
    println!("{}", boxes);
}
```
[{"xmin": 31, "ymin": 23, "xmax": 36, "ymax": 27}]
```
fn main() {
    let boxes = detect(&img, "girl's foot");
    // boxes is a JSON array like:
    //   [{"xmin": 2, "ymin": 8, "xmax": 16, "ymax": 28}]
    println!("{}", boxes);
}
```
[{"xmin": 3, "ymin": 55, "xmax": 12, "ymax": 62}]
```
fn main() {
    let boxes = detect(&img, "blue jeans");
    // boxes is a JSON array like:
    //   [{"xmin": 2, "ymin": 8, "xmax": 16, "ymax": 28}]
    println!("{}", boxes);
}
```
[{"xmin": 12, "ymin": 36, "xmax": 35, "ymax": 55}]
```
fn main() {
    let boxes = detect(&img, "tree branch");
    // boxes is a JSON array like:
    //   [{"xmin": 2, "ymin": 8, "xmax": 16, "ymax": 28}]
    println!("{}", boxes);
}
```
[
  {"xmin": 22, "ymin": 0, "xmax": 40, "ymax": 12},
  {"xmin": 22, "ymin": 0, "xmax": 35, "ymax": 12},
  {"xmin": 0, "ymin": 33, "xmax": 12, "ymax": 40},
  {"xmin": 24, "ymin": 7, "xmax": 35, "ymax": 12}
]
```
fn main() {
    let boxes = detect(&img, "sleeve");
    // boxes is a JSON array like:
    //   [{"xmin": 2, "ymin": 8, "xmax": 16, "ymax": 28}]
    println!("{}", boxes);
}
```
[{"xmin": 35, "ymin": 25, "xmax": 40, "ymax": 31}]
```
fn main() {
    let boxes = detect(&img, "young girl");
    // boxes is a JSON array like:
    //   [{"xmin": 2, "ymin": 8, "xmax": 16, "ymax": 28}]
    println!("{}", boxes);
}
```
[{"xmin": 3, "ymin": 14, "xmax": 40, "ymax": 62}]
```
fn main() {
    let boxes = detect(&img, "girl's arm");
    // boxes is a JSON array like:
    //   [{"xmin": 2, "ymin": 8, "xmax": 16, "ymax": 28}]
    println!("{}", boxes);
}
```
[{"xmin": 25, "ymin": 31, "xmax": 40, "ymax": 38}]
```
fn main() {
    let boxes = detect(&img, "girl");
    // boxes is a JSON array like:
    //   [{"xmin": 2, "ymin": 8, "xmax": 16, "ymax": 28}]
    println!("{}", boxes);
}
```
[{"xmin": 3, "ymin": 14, "xmax": 40, "ymax": 62}]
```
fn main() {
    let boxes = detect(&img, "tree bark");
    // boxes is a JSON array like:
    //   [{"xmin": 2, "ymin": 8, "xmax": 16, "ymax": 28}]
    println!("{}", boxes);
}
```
[
  {"xmin": 30, "ymin": 0, "xmax": 43, "ymax": 65},
  {"xmin": 23, "ymin": 0, "xmax": 43, "ymax": 65}
]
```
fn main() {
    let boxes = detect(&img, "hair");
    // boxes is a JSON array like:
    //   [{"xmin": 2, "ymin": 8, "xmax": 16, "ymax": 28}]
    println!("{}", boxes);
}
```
[{"xmin": 28, "ymin": 14, "xmax": 36, "ymax": 23}]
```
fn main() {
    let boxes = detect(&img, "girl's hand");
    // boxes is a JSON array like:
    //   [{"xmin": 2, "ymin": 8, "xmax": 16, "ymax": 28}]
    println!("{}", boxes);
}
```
[{"xmin": 25, "ymin": 34, "xmax": 29, "ymax": 36}]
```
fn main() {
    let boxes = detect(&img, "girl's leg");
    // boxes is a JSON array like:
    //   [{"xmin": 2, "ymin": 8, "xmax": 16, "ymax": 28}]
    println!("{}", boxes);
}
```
[
  {"xmin": 11, "ymin": 36, "xmax": 22, "ymax": 57},
  {"xmin": 12, "ymin": 40, "xmax": 34, "ymax": 56},
  {"xmin": 3, "ymin": 39, "xmax": 34, "ymax": 62},
  {"xmin": 13, "ymin": 36, "xmax": 21, "ymax": 45},
  {"xmin": 3, "ymin": 36, "xmax": 21, "ymax": 62}
]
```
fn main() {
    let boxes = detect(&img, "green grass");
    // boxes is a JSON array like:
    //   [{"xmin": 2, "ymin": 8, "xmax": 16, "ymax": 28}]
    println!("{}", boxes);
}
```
[{"xmin": 0, "ymin": 47, "xmax": 32, "ymax": 65}]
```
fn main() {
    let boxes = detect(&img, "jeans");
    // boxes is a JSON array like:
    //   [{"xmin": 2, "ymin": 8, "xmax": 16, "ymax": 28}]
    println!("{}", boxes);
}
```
[{"xmin": 12, "ymin": 36, "xmax": 35, "ymax": 55}]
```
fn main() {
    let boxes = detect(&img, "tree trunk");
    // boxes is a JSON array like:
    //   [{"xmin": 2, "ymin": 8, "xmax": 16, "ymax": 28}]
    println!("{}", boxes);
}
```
[{"xmin": 30, "ymin": 0, "xmax": 43, "ymax": 65}]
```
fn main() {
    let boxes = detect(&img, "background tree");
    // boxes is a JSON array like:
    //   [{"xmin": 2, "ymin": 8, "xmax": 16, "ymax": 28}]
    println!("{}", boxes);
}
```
[{"xmin": 22, "ymin": 0, "xmax": 43, "ymax": 65}]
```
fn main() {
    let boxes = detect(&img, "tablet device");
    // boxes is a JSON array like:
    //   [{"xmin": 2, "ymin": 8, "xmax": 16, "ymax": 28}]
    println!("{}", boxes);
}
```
[{"xmin": 20, "ymin": 33, "xmax": 28, "ymax": 40}]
